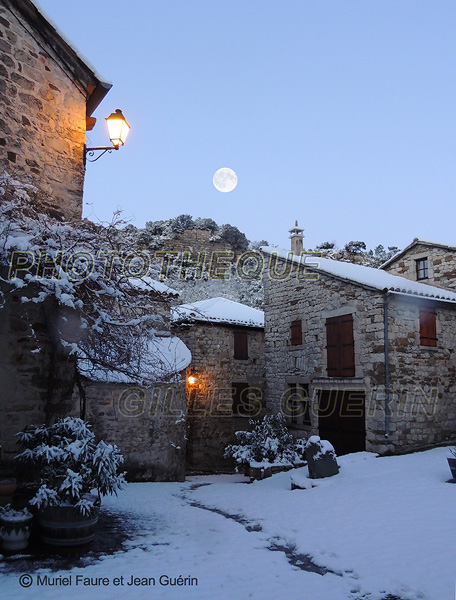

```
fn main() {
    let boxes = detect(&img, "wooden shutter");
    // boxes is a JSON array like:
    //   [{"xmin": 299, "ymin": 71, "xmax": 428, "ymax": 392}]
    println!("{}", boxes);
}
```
[
  {"xmin": 325, "ymin": 314, "xmax": 355, "ymax": 377},
  {"xmin": 232, "ymin": 382, "xmax": 249, "ymax": 415},
  {"xmin": 326, "ymin": 317, "xmax": 340, "ymax": 377},
  {"xmin": 419, "ymin": 307, "xmax": 437, "ymax": 347},
  {"xmin": 340, "ymin": 314, "xmax": 355, "ymax": 376},
  {"xmin": 233, "ymin": 331, "xmax": 248, "ymax": 359},
  {"xmin": 290, "ymin": 320, "xmax": 302, "ymax": 345}
]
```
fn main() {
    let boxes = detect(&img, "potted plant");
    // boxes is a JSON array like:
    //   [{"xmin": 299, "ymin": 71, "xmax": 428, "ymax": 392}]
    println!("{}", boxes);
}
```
[
  {"xmin": 448, "ymin": 447, "xmax": 456, "ymax": 480},
  {"xmin": 0, "ymin": 504, "xmax": 33, "ymax": 551},
  {"xmin": 15, "ymin": 417, "xmax": 125, "ymax": 546}
]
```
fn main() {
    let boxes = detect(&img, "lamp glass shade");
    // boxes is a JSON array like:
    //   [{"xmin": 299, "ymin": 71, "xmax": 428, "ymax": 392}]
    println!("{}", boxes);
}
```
[
  {"xmin": 106, "ymin": 109, "xmax": 130, "ymax": 147},
  {"xmin": 187, "ymin": 375, "xmax": 197, "ymax": 385}
]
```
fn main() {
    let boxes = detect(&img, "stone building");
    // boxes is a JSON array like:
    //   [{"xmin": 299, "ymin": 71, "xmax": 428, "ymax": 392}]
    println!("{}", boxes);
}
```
[
  {"xmin": 381, "ymin": 239, "xmax": 456, "ymax": 291},
  {"xmin": 171, "ymin": 297, "xmax": 265, "ymax": 471},
  {"xmin": 0, "ymin": 0, "xmax": 112, "ymax": 465},
  {"xmin": 262, "ymin": 237, "xmax": 456, "ymax": 456},
  {"xmin": 0, "ymin": 0, "xmax": 111, "ymax": 219},
  {"xmin": 72, "ymin": 278, "xmax": 191, "ymax": 482}
]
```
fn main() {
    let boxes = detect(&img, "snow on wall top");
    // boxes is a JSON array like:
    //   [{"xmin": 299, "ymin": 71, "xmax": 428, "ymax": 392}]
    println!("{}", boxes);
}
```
[
  {"xmin": 380, "ymin": 238, "xmax": 456, "ymax": 269},
  {"xmin": 171, "ymin": 297, "xmax": 265, "ymax": 328},
  {"xmin": 78, "ymin": 335, "xmax": 191, "ymax": 384},
  {"xmin": 129, "ymin": 276, "xmax": 179, "ymax": 297},
  {"xmin": 261, "ymin": 247, "xmax": 456, "ymax": 304}
]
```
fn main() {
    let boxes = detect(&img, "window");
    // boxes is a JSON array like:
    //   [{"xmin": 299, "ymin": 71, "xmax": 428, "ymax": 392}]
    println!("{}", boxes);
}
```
[
  {"xmin": 326, "ymin": 314, "xmax": 355, "ymax": 377},
  {"xmin": 232, "ymin": 382, "xmax": 249, "ymax": 416},
  {"xmin": 419, "ymin": 307, "xmax": 437, "ymax": 347},
  {"xmin": 288, "ymin": 383, "xmax": 311, "ymax": 425},
  {"xmin": 290, "ymin": 320, "xmax": 302, "ymax": 345},
  {"xmin": 233, "ymin": 331, "xmax": 248, "ymax": 360},
  {"xmin": 416, "ymin": 258, "xmax": 428, "ymax": 280}
]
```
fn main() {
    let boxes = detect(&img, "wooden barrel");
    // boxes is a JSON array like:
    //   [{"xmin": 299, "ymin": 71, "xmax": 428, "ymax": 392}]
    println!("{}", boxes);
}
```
[{"xmin": 38, "ymin": 503, "xmax": 100, "ymax": 546}]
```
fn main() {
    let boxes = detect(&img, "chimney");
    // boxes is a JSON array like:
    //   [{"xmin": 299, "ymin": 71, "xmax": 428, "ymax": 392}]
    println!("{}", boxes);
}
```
[{"xmin": 289, "ymin": 220, "xmax": 304, "ymax": 254}]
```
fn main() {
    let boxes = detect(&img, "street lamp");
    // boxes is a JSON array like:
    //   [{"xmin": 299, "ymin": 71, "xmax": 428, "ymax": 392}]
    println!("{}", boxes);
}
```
[
  {"xmin": 85, "ymin": 109, "xmax": 130, "ymax": 163},
  {"xmin": 187, "ymin": 368, "xmax": 198, "ymax": 385}
]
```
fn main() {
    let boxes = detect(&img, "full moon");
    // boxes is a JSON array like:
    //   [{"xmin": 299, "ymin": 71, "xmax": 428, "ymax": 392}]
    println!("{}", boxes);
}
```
[{"xmin": 213, "ymin": 167, "xmax": 238, "ymax": 192}]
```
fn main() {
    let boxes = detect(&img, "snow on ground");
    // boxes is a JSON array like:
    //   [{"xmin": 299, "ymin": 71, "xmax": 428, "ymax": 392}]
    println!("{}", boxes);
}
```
[{"xmin": 1, "ymin": 448, "xmax": 455, "ymax": 600}]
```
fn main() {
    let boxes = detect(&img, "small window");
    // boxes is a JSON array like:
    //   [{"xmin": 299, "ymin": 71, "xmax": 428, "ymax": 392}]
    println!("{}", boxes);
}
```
[
  {"xmin": 232, "ymin": 382, "xmax": 249, "ymax": 416},
  {"xmin": 419, "ymin": 307, "xmax": 437, "ymax": 347},
  {"xmin": 416, "ymin": 258, "xmax": 428, "ymax": 280},
  {"xmin": 290, "ymin": 320, "xmax": 302, "ymax": 345},
  {"xmin": 288, "ymin": 384, "xmax": 311, "ymax": 425},
  {"xmin": 233, "ymin": 331, "xmax": 248, "ymax": 360}
]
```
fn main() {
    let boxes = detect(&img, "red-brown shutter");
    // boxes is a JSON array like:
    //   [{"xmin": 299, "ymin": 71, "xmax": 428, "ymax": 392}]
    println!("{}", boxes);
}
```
[
  {"xmin": 340, "ymin": 314, "xmax": 355, "ymax": 376},
  {"xmin": 234, "ymin": 331, "xmax": 248, "ymax": 359},
  {"xmin": 232, "ymin": 382, "xmax": 249, "ymax": 415},
  {"xmin": 419, "ymin": 307, "xmax": 437, "ymax": 347},
  {"xmin": 326, "ymin": 317, "xmax": 341, "ymax": 377},
  {"xmin": 290, "ymin": 320, "xmax": 302, "ymax": 345},
  {"xmin": 326, "ymin": 314, "xmax": 355, "ymax": 377}
]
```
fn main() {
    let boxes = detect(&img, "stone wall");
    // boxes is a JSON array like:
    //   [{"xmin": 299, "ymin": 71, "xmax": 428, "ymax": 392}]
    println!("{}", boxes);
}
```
[
  {"xmin": 383, "ymin": 243, "xmax": 456, "ymax": 290},
  {"xmin": 74, "ymin": 379, "xmax": 187, "ymax": 482},
  {"xmin": 0, "ymin": 1, "xmax": 87, "ymax": 220},
  {"xmin": 174, "ymin": 322, "xmax": 265, "ymax": 471},
  {"xmin": 263, "ymin": 256, "xmax": 456, "ymax": 455},
  {"xmin": 0, "ymin": 274, "xmax": 79, "ymax": 462}
]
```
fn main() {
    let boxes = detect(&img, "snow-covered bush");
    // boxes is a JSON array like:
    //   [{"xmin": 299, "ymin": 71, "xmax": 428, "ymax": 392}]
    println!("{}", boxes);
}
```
[
  {"xmin": 224, "ymin": 413, "xmax": 305, "ymax": 468},
  {"xmin": 15, "ymin": 417, "xmax": 125, "ymax": 515}
]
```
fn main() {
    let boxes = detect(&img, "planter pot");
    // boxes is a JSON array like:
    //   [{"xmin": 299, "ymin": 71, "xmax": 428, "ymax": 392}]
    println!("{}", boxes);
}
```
[
  {"xmin": 38, "ymin": 502, "xmax": 100, "ymax": 547},
  {"xmin": 0, "ymin": 515, "xmax": 33, "ymax": 552},
  {"xmin": 447, "ymin": 458, "xmax": 456, "ymax": 480},
  {"xmin": 0, "ymin": 479, "xmax": 17, "ymax": 497}
]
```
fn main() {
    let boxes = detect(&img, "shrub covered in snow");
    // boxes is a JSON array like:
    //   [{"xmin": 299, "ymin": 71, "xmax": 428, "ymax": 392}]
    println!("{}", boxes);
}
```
[
  {"xmin": 224, "ymin": 413, "xmax": 305, "ymax": 468},
  {"xmin": 15, "ymin": 417, "xmax": 125, "ymax": 515}
]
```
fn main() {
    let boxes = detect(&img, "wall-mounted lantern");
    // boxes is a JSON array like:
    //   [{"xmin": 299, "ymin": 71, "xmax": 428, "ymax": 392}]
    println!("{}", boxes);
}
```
[
  {"xmin": 187, "ymin": 368, "xmax": 198, "ymax": 385},
  {"xmin": 85, "ymin": 109, "xmax": 130, "ymax": 163}
]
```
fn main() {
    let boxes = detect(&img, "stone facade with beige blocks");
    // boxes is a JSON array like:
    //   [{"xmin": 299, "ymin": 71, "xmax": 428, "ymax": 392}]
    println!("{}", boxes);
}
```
[
  {"xmin": 382, "ymin": 240, "xmax": 456, "ymax": 291},
  {"xmin": 263, "ymin": 253, "xmax": 456, "ymax": 455},
  {"xmin": 0, "ymin": 0, "xmax": 110, "ymax": 220},
  {"xmin": 72, "ymin": 379, "xmax": 187, "ymax": 482}
]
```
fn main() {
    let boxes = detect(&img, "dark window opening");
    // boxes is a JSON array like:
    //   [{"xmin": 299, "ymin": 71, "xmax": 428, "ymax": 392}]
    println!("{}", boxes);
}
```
[
  {"xmin": 419, "ymin": 306, "xmax": 437, "ymax": 347},
  {"xmin": 416, "ymin": 258, "xmax": 428, "ymax": 280},
  {"xmin": 232, "ymin": 382, "xmax": 251, "ymax": 416},
  {"xmin": 233, "ymin": 331, "xmax": 248, "ymax": 360},
  {"xmin": 326, "ymin": 314, "xmax": 355, "ymax": 377},
  {"xmin": 290, "ymin": 320, "xmax": 303, "ymax": 345},
  {"xmin": 288, "ymin": 383, "xmax": 311, "ymax": 425}
]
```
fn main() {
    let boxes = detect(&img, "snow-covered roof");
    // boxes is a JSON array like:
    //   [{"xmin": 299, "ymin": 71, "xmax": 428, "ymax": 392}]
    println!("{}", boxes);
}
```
[
  {"xmin": 380, "ymin": 238, "xmax": 456, "ymax": 269},
  {"xmin": 129, "ymin": 276, "xmax": 179, "ymax": 297},
  {"xmin": 171, "ymin": 297, "xmax": 264, "ymax": 328},
  {"xmin": 78, "ymin": 335, "xmax": 191, "ymax": 384},
  {"xmin": 261, "ymin": 247, "xmax": 456, "ymax": 304}
]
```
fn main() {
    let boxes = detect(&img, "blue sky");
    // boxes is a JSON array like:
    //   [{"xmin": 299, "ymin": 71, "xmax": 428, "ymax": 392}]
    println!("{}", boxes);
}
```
[{"xmin": 37, "ymin": 0, "xmax": 456, "ymax": 251}]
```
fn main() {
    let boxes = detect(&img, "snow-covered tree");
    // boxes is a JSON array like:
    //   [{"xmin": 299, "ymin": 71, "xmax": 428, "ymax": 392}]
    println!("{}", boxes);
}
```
[{"xmin": 0, "ymin": 174, "xmax": 177, "ymax": 392}]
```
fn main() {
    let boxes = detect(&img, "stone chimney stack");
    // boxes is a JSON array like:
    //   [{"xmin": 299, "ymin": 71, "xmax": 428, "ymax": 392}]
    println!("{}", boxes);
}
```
[{"xmin": 289, "ymin": 220, "xmax": 304, "ymax": 254}]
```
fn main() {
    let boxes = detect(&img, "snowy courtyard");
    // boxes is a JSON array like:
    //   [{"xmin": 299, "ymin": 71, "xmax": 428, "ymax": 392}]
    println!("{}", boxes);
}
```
[{"xmin": 1, "ymin": 447, "xmax": 455, "ymax": 600}]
